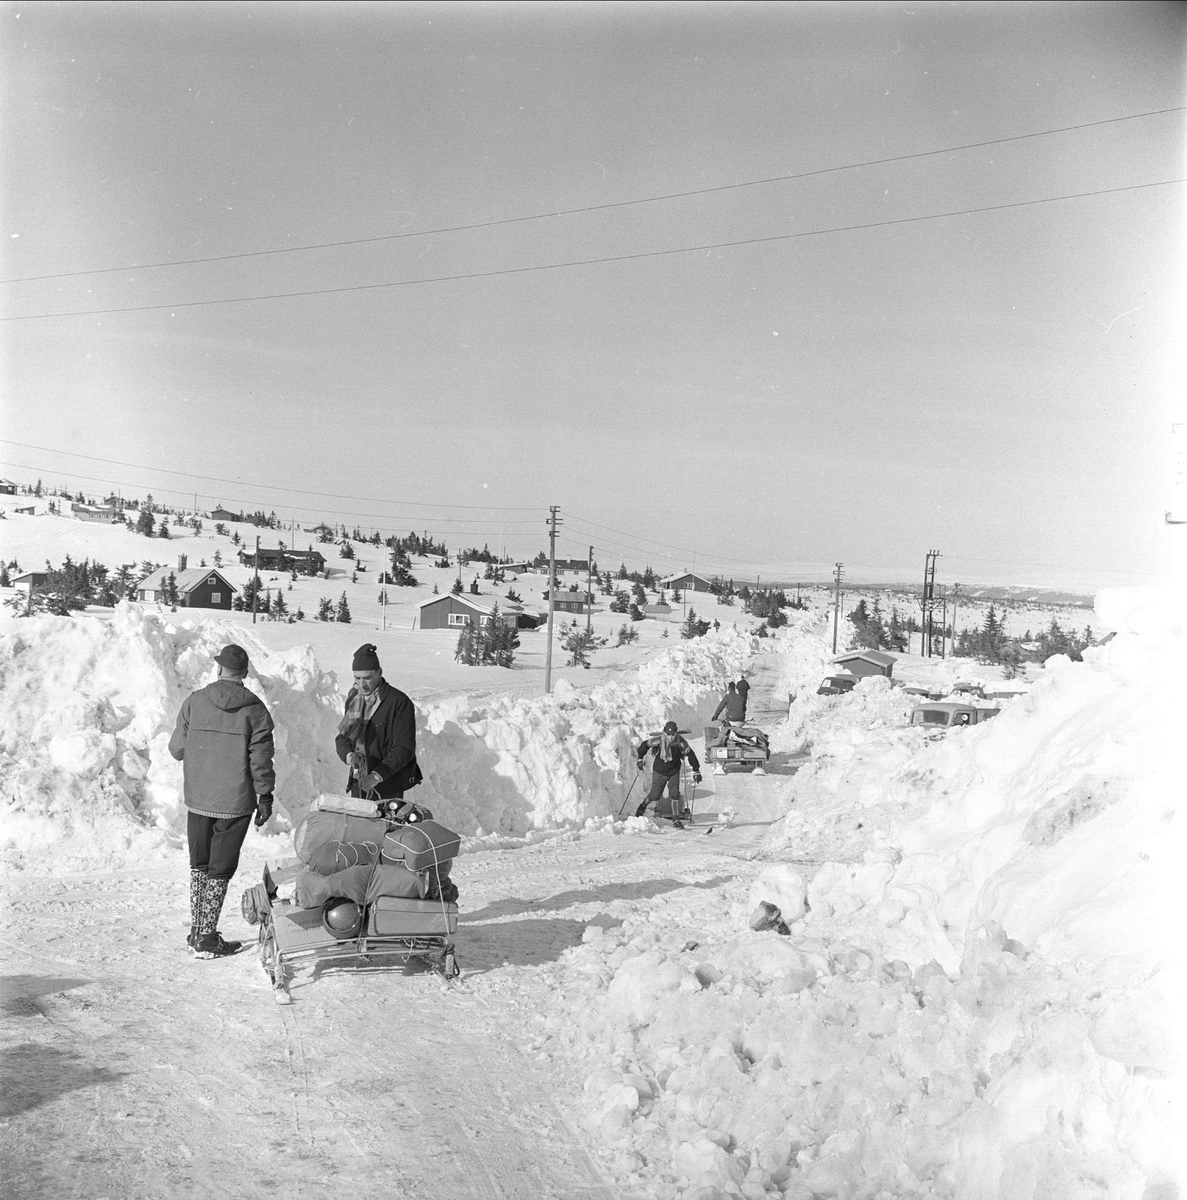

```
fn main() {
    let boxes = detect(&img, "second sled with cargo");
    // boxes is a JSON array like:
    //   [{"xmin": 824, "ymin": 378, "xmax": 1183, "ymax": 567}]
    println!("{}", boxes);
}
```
[
  {"xmin": 703, "ymin": 722, "xmax": 771, "ymax": 773},
  {"xmin": 242, "ymin": 794, "xmax": 461, "ymax": 998}
]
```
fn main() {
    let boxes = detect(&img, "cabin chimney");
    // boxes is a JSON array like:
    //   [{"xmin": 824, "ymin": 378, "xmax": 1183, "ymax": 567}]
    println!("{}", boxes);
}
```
[{"xmin": 178, "ymin": 554, "xmax": 187, "ymax": 572}]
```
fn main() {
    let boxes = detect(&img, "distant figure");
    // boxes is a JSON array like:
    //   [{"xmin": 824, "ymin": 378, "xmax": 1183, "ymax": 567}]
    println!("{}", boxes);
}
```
[
  {"xmin": 736, "ymin": 675, "xmax": 750, "ymax": 717},
  {"xmin": 169, "ymin": 644, "xmax": 275, "ymax": 960},
  {"xmin": 635, "ymin": 721, "xmax": 701, "ymax": 820}
]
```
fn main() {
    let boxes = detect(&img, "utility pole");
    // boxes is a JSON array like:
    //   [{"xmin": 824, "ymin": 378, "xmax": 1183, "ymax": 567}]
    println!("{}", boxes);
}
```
[
  {"xmin": 585, "ymin": 545, "xmax": 593, "ymax": 636},
  {"xmin": 832, "ymin": 562, "xmax": 844, "ymax": 654},
  {"xmin": 252, "ymin": 535, "xmax": 260, "ymax": 624},
  {"xmin": 950, "ymin": 583, "xmax": 960, "ymax": 657},
  {"xmin": 544, "ymin": 506, "xmax": 561, "ymax": 693},
  {"xmin": 921, "ymin": 550, "xmax": 940, "ymax": 656},
  {"xmin": 940, "ymin": 587, "xmax": 948, "ymax": 659}
]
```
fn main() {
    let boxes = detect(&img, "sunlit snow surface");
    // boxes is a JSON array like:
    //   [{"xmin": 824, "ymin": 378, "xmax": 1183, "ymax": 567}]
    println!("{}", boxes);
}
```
[{"xmin": 0, "ymin": 590, "xmax": 1180, "ymax": 1197}]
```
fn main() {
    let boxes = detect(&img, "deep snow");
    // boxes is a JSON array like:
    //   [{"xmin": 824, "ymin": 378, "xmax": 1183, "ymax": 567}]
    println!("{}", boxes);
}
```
[{"xmin": 0, "ymin": 507, "xmax": 1181, "ymax": 1199}]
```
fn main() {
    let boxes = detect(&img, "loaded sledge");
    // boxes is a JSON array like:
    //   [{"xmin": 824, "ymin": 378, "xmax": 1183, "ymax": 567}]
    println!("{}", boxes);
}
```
[
  {"xmin": 242, "ymin": 794, "xmax": 461, "ymax": 998},
  {"xmin": 704, "ymin": 722, "xmax": 770, "ymax": 773}
]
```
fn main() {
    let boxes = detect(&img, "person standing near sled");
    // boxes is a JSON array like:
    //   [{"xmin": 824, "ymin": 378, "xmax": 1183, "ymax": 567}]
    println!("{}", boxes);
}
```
[
  {"xmin": 170, "ymin": 643, "xmax": 275, "ymax": 959},
  {"xmin": 634, "ymin": 720, "xmax": 700, "ymax": 819},
  {"xmin": 735, "ymin": 675, "xmax": 750, "ymax": 719},
  {"xmin": 335, "ymin": 643, "xmax": 423, "ymax": 803}
]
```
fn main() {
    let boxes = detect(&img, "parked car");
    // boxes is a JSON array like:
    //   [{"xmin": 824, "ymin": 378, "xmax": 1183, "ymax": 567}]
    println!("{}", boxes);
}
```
[
  {"xmin": 902, "ymin": 684, "xmax": 942, "ymax": 700},
  {"xmin": 910, "ymin": 702, "xmax": 1000, "ymax": 729},
  {"xmin": 816, "ymin": 674, "xmax": 858, "ymax": 696},
  {"xmin": 950, "ymin": 681, "xmax": 986, "ymax": 699}
]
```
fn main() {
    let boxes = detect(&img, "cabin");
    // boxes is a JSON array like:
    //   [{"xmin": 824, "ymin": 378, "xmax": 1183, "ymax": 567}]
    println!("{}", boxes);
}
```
[
  {"xmin": 832, "ymin": 649, "xmax": 897, "ymax": 680},
  {"xmin": 660, "ymin": 571, "xmax": 713, "ymax": 593},
  {"xmin": 209, "ymin": 507, "xmax": 241, "ymax": 523},
  {"xmin": 643, "ymin": 601, "xmax": 673, "ymax": 620},
  {"xmin": 71, "ymin": 502, "xmax": 123, "ymax": 524},
  {"xmin": 136, "ymin": 558, "xmax": 236, "ymax": 609},
  {"xmin": 11, "ymin": 571, "xmax": 48, "ymax": 594},
  {"xmin": 416, "ymin": 591, "xmax": 534, "ymax": 630},
  {"xmin": 0, "ymin": 479, "xmax": 17, "ymax": 495},
  {"xmin": 237, "ymin": 546, "xmax": 326, "ymax": 575},
  {"xmin": 543, "ymin": 589, "xmax": 594, "ymax": 614}
]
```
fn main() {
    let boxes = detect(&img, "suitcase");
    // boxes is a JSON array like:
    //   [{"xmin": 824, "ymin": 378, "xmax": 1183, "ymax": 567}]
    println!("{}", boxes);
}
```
[{"xmin": 369, "ymin": 896, "xmax": 459, "ymax": 937}]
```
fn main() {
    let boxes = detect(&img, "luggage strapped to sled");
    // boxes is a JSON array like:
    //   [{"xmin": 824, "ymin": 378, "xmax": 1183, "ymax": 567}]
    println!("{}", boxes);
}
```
[{"xmin": 248, "ymin": 796, "xmax": 461, "ymax": 996}]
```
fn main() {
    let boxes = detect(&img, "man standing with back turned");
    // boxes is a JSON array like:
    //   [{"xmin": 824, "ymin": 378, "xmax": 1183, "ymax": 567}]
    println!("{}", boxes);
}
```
[{"xmin": 170, "ymin": 643, "xmax": 275, "ymax": 959}]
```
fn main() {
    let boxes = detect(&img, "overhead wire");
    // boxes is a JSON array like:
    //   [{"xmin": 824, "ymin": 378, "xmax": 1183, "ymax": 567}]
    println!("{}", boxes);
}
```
[
  {"xmin": 3, "ymin": 178, "xmax": 1182, "ymax": 322},
  {"xmin": 0, "ymin": 440, "xmax": 538, "ymax": 511},
  {"xmin": 3, "ymin": 106, "xmax": 1180, "ymax": 285}
]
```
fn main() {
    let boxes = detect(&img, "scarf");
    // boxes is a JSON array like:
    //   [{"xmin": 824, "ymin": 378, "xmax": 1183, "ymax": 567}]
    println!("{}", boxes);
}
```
[
  {"xmin": 337, "ymin": 680, "xmax": 384, "ymax": 746},
  {"xmin": 658, "ymin": 731, "xmax": 676, "ymax": 763}
]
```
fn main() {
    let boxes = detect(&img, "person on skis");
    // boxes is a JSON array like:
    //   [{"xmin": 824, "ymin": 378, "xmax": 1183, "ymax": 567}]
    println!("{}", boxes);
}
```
[
  {"xmin": 634, "ymin": 720, "xmax": 701, "ymax": 820},
  {"xmin": 335, "ymin": 643, "xmax": 423, "ymax": 804},
  {"xmin": 169, "ymin": 643, "xmax": 275, "ymax": 959}
]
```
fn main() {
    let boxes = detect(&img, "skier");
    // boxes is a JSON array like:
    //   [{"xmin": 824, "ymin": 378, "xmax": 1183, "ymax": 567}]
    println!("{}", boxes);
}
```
[
  {"xmin": 335, "ymin": 643, "xmax": 423, "ymax": 803},
  {"xmin": 635, "ymin": 720, "xmax": 701, "ymax": 823},
  {"xmin": 169, "ymin": 643, "xmax": 275, "ymax": 959}
]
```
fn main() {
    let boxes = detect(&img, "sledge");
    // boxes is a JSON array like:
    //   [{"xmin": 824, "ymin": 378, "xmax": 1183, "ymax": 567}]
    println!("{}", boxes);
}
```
[
  {"xmin": 704, "ymin": 723, "xmax": 770, "ymax": 773},
  {"xmin": 243, "ymin": 796, "xmax": 461, "ymax": 998}
]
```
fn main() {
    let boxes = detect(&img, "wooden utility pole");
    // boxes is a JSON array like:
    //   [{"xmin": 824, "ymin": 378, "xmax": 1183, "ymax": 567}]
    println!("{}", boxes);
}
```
[
  {"xmin": 544, "ymin": 506, "xmax": 561, "ymax": 693},
  {"xmin": 252, "ymin": 535, "xmax": 260, "ymax": 624},
  {"xmin": 586, "ymin": 545, "xmax": 593, "ymax": 636},
  {"xmin": 950, "ymin": 583, "xmax": 960, "ymax": 657},
  {"xmin": 921, "ymin": 550, "xmax": 940, "ymax": 656},
  {"xmin": 832, "ymin": 562, "xmax": 844, "ymax": 653}
]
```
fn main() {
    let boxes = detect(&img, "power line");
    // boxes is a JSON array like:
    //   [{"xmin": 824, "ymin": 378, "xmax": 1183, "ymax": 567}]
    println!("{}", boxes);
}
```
[
  {"xmin": 4, "ymin": 107, "xmax": 1180, "ymax": 285},
  {"xmin": 4, "ymin": 177, "xmax": 1181, "ymax": 323},
  {"xmin": 0, "ymin": 440, "xmax": 538, "ymax": 512}
]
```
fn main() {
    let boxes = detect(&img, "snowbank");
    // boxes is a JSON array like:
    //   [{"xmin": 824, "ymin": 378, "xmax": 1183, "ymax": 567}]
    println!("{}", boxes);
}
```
[
  {"xmin": 534, "ymin": 589, "xmax": 1182, "ymax": 1198},
  {"xmin": 0, "ymin": 604, "xmax": 755, "ymax": 870}
]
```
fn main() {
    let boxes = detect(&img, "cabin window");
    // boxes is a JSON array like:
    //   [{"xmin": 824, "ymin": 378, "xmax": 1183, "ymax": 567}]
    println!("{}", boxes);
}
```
[
  {"xmin": 211, "ymin": 593, "xmax": 221, "ymax": 604},
  {"xmin": 448, "ymin": 613, "xmax": 469, "ymax": 627}
]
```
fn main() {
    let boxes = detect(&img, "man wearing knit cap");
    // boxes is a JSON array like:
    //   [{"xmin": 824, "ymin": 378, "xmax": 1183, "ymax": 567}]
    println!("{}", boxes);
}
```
[
  {"xmin": 169, "ymin": 643, "xmax": 275, "ymax": 959},
  {"xmin": 335, "ymin": 643, "xmax": 422, "ymax": 802}
]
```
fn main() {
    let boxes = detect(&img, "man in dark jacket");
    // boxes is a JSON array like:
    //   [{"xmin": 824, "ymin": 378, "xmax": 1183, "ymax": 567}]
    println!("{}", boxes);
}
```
[
  {"xmin": 712, "ymin": 681, "xmax": 747, "ymax": 724},
  {"xmin": 735, "ymin": 675, "xmax": 750, "ymax": 717},
  {"xmin": 334, "ymin": 643, "xmax": 422, "ymax": 802},
  {"xmin": 170, "ymin": 643, "xmax": 275, "ymax": 959},
  {"xmin": 634, "ymin": 720, "xmax": 700, "ymax": 822}
]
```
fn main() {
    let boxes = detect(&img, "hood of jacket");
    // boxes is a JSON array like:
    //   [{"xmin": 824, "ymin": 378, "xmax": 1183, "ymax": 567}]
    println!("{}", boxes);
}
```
[{"xmin": 205, "ymin": 678, "xmax": 262, "ymax": 712}]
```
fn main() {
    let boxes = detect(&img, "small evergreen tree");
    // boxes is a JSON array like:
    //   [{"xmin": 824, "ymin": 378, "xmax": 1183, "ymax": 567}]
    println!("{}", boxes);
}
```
[
  {"xmin": 335, "ymin": 593, "xmax": 352, "ymax": 623},
  {"xmin": 680, "ymin": 607, "xmax": 711, "ymax": 639},
  {"xmin": 615, "ymin": 623, "xmax": 639, "ymax": 646},
  {"xmin": 317, "ymin": 597, "xmax": 334, "ymax": 622},
  {"xmin": 136, "ymin": 508, "xmax": 155, "ymax": 537}
]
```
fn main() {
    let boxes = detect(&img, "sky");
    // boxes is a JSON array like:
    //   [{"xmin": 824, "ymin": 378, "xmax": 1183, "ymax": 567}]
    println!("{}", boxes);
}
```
[{"xmin": 2, "ymin": 1, "xmax": 1185, "ymax": 591}]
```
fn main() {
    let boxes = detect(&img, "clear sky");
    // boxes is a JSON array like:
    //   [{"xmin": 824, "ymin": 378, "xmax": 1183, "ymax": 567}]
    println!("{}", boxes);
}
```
[{"xmin": 2, "ymin": 1, "xmax": 1184, "ymax": 591}]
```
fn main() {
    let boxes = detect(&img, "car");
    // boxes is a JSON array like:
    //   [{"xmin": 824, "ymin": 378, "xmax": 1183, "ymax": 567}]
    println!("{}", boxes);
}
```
[
  {"xmin": 902, "ymin": 684, "xmax": 942, "ymax": 700},
  {"xmin": 950, "ymin": 681, "xmax": 986, "ymax": 699},
  {"xmin": 816, "ymin": 674, "xmax": 858, "ymax": 696},
  {"xmin": 909, "ymin": 701, "xmax": 1000, "ymax": 729}
]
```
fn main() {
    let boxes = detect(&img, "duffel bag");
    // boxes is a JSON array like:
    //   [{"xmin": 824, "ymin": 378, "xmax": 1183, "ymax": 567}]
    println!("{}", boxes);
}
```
[
  {"xmin": 364, "ymin": 862, "xmax": 431, "ymax": 904},
  {"xmin": 305, "ymin": 839, "xmax": 383, "ymax": 875},
  {"xmin": 294, "ymin": 864, "xmax": 373, "ymax": 909},
  {"xmin": 294, "ymin": 810, "xmax": 387, "ymax": 864}
]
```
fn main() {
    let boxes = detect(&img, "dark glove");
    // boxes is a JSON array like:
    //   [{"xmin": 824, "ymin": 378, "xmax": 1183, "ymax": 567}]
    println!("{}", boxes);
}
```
[
  {"xmin": 693, "ymin": 773, "xmax": 702, "ymax": 784},
  {"xmin": 358, "ymin": 771, "xmax": 383, "ymax": 794},
  {"xmin": 636, "ymin": 759, "xmax": 645, "ymax": 772},
  {"xmin": 254, "ymin": 796, "xmax": 273, "ymax": 827}
]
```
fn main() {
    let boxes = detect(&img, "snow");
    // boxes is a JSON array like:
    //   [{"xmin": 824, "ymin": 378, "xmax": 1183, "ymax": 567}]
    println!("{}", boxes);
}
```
[{"xmin": 0, "ymin": 505, "xmax": 1182, "ymax": 1198}]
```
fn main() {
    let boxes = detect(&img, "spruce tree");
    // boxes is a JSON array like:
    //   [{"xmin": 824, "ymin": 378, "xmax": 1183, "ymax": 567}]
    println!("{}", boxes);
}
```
[{"xmin": 335, "ymin": 593, "xmax": 352, "ymax": 623}]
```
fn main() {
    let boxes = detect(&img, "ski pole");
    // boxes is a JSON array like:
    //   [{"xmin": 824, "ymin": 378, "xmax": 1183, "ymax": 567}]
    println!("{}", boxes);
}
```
[{"xmin": 618, "ymin": 769, "xmax": 641, "ymax": 817}]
